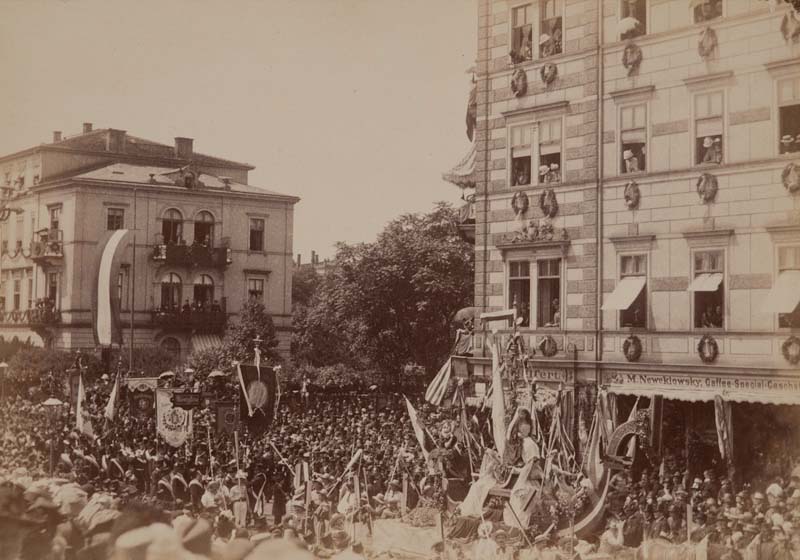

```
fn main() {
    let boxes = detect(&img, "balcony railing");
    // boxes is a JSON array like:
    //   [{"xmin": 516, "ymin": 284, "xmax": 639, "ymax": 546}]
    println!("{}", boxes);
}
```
[
  {"xmin": 151, "ymin": 308, "xmax": 227, "ymax": 333},
  {"xmin": 457, "ymin": 197, "xmax": 476, "ymax": 243},
  {"xmin": 31, "ymin": 229, "xmax": 64, "ymax": 263},
  {"xmin": 151, "ymin": 243, "xmax": 232, "ymax": 269},
  {"xmin": 0, "ymin": 307, "xmax": 61, "ymax": 326}
]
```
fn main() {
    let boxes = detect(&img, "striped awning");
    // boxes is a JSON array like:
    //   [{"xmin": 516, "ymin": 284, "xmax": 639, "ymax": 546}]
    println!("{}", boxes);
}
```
[
  {"xmin": 442, "ymin": 143, "xmax": 476, "ymax": 189},
  {"xmin": 191, "ymin": 334, "xmax": 222, "ymax": 353}
]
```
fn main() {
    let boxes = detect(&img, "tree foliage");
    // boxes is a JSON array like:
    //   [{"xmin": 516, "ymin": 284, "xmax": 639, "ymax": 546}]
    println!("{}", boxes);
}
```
[{"xmin": 292, "ymin": 203, "xmax": 473, "ymax": 375}]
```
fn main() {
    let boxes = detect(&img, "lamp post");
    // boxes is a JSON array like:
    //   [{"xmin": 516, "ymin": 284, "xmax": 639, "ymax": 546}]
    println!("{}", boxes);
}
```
[
  {"xmin": 43, "ymin": 397, "xmax": 63, "ymax": 476},
  {"xmin": 0, "ymin": 361, "xmax": 7, "ymax": 401}
]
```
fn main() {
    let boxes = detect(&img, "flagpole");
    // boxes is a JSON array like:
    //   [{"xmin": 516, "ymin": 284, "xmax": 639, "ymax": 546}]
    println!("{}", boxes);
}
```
[
  {"xmin": 207, "ymin": 424, "xmax": 214, "ymax": 479},
  {"xmin": 129, "ymin": 189, "xmax": 137, "ymax": 371}
]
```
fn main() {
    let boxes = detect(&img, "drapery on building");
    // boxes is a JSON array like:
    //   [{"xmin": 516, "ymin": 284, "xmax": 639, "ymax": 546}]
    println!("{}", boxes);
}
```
[
  {"xmin": 0, "ymin": 124, "xmax": 299, "ymax": 359},
  {"xmin": 447, "ymin": 0, "xmax": 800, "ymax": 473}
]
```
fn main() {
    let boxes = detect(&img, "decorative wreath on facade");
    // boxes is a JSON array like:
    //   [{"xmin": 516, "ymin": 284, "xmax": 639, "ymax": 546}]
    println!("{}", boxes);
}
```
[
  {"xmin": 698, "ymin": 27, "xmax": 718, "ymax": 60},
  {"xmin": 782, "ymin": 162, "xmax": 800, "ymax": 194},
  {"xmin": 511, "ymin": 191, "xmax": 529, "ymax": 218},
  {"xmin": 539, "ymin": 188, "xmax": 559, "ymax": 218},
  {"xmin": 622, "ymin": 42, "xmax": 642, "ymax": 76},
  {"xmin": 538, "ymin": 335, "xmax": 558, "ymax": 357},
  {"xmin": 696, "ymin": 173, "xmax": 718, "ymax": 203},
  {"xmin": 540, "ymin": 63, "xmax": 558, "ymax": 86},
  {"xmin": 782, "ymin": 336, "xmax": 800, "ymax": 365},
  {"xmin": 510, "ymin": 68, "xmax": 528, "ymax": 98},
  {"xmin": 623, "ymin": 335, "xmax": 643, "ymax": 362},
  {"xmin": 623, "ymin": 181, "xmax": 641, "ymax": 210},
  {"xmin": 697, "ymin": 334, "xmax": 719, "ymax": 364}
]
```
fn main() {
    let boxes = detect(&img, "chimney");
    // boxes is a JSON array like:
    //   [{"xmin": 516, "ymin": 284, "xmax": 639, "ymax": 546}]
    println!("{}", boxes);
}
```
[
  {"xmin": 311, "ymin": 251, "xmax": 316, "ymax": 265},
  {"xmin": 106, "ymin": 129, "xmax": 127, "ymax": 153},
  {"xmin": 82, "ymin": 122, "xmax": 93, "ymax": 133},
  {"xmin": 296, "ymin": 254, "xmax": 301, "ymax": 266},
  {"xmin": 53, "ymin": 131, "xmax": 62, "ymax": 143},
  {"xmin": 174, "ymin": 137, "xmax": 194, "ymax": 159}
]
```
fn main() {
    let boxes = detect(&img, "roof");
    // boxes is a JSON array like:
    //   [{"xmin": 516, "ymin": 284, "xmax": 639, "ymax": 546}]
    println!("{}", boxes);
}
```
[
  {"xmin": 0, "ymin": 128, "xmax": 254, "ymax": 170},
  {"xmin": 71, "ymin": 163, "xmax": 298, "ymax": 201}
]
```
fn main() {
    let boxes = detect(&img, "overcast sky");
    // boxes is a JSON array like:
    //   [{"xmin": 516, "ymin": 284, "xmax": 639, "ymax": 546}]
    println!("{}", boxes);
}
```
[{"xmin": 0, "ymin": 0, "xmax": 477, "ymax": 261}]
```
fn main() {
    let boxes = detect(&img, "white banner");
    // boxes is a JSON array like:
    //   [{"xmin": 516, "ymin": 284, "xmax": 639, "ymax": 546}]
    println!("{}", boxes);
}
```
[{"xmin": 156, "ymin": 389, "xmax": 193, "ymax": 447}]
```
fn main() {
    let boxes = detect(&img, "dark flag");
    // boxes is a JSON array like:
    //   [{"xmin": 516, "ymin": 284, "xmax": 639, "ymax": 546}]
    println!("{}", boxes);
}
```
[
  {"xmin": 216, "ymin": 402, "xmax": 238, "ymax": 434},
  {"xmin": 237, "ymin": 363, "xmax": 277, "ymax": 435}
]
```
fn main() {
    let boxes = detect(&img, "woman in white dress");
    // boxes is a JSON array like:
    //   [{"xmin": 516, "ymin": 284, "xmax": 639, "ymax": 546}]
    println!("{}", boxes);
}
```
[{"xmin": 503, "ymin": 407, "xmax": 542, "ymax": 530}]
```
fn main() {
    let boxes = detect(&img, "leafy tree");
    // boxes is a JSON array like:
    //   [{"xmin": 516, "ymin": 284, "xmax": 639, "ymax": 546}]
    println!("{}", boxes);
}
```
[
  {"xmin": 224, "ymin": 299, "xmax": 280, "ymax": 363},
  {"xmin": 293, "ymin": 202, "xmax": 473, "ymax": 375},
  {"xmin": 292, "ymin": 266, "xmax": 321, "ymax": 309}
]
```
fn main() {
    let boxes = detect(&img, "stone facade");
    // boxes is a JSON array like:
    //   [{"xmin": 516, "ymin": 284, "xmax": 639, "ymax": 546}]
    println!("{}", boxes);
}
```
[{"xmin": 469, "ymin": 0, "xmax": 800, "ymax": 391}]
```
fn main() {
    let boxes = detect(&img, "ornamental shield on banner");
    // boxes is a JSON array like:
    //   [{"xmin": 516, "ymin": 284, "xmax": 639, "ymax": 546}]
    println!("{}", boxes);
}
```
[
  {"xmin": 238, "ymin": 364, "xmax": 277, "ymax": 435},
  {"xmin": 156, "ymin": 389, "xmax": 193, "ymax": 447}
]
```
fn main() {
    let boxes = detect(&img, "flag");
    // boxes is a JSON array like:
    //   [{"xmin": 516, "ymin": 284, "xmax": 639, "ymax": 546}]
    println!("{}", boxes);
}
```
[
  {"xmin": 104, "ymin": 374, "xmax": 120, "ymax": 421},
  {"xmin": 76, "ymin": 374, "xmax": 94, "ymax": 437},
  {"xmin": 215, "ymin": 402, "xmax": 238, "ymax": 434},
  {"xmin": 626, "ymin": 397, "xmax": 640, "ymax": 458},
  {"xmin": 404, "ymin": 397, "xmax": 431, "ymax": 460},
  {"xmin": 425, "ymin": 358, "xmax": 452, "ymax": 406},
  {"xmin": 489, "ymin": 337, "xmax": 506, "ymax": 457},
  {"xmin": 92, "ymin": 229, "xmax": 129, "ymax": 346},
  {"xmin": 714, "ymin": 395, "xmax": 733, "ymax": 462},
  {"xmin": 237, "ymin": 364, "xmax": 278, "ymax": 435},
  {"xmin": 156, "ymin": 389, "xmax": 193, "ymax": 447}
]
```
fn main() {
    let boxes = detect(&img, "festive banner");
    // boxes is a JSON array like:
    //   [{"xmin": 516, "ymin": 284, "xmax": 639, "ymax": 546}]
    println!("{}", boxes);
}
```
[
  {"xmin": 156, "ymin": 389, "xmax": 193, "ymax": 447},
  {"xmin": 92, "ymin": 229, "xmax": 130, "ymax": 347},
  {"xmin": 238, "ymin": 364, "xmax": 277, "ymax": 435},
  {"xmin": 216, "ymin": 402, "xmax": 238, "ymax": 434}
]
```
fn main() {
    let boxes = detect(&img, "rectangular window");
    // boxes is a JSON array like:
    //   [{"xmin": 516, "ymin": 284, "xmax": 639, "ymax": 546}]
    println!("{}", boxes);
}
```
[
  {"xmin": 27, "ymin": 277, "xmax": 33, "ymax": 309},
  {"xmin": 511, "ymin": 4, "xmax": 533, "ymax": 64},
  {"xmin": 620, "ymin": 255, "xmax": 647, "ymax": 328},
  {"xmin": 693, "ymin": 0, "xmax": 722, "ymax": 24},
  {"xmin": 248, "ymin": 278, "xmax": 265, "ymax": 301},
  {"xmin": 508, "ymin": 261, "xmax": 531, "ymax": 327},
  {"xmin": 692, "ymin": 250, "xmax": 724, "ymax": 328},
  {"xmin": 107, "ymin": 208, "xmax": 124, "ymax": 230},
  {"xmin": 47, "ymin": 272, "xmax": 58, "ymax": 306},
  {"xmin": 778, "ymin": 246, "xmax": 800, "ymax": 328},
  {"xmin": 620, "ymin": 104, "xmax": 647, "ymax": 174},
  {"xmin": 538, "ymin": 118, "xmax": 562, "ymax": 184},
  {"xmin": 778, "ymin": 76, "xmax": 800, "ymax": 155},
  {"xmin": 249, "ymin": 218, "xmax": 265, "ymax": 251},
  {"xmin": 539, "ymin": 0, "xmax": 562, "ymax": 58},
  {"xmin": 510, "ymin": 124, "xmax": 533, "ymax": 186},
  {"xmin": 49, "ymin": 205, "xmax": 61, "ymax": 231},
  {"xmin": 695, "ymin": 91, "xmax": 724, "ymax": 165},
  {"xmin": 537, "ymin": 259, "xmax": 561, "ymax": 327},
  {"xmin": 1, "ymin": 222, "xmax": 7, "ymax": 254},
  {"xmin": 15, "ymin": 212, "xmax": 24, "ymax": 251},
  {"xmin": 620, "ymin": 0, "xmax": 646, "ymax": 39},
  {"xmin": 13, "ymin": 279, "xmax": 20, "ymax": 311}
]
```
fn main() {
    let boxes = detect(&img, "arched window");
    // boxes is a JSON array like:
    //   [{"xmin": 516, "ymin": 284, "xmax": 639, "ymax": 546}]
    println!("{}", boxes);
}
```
[
  {"xmin": 160, "ymin": 337, "xmax": 180, "ymax": 356},
  {"xmin": 162, "ymin": 209, "xmax": 183, "ymax": 245},
  {"xmin": 194, "ymin": 211, "xmax": 214, "ymax": 247},
  {"xmin": 193, "ymin": 274, "xmax": 214, "ymax": 310},
  {"xmin": 160, "ymin": 272, "xmax": 182, "ymax": 311}
]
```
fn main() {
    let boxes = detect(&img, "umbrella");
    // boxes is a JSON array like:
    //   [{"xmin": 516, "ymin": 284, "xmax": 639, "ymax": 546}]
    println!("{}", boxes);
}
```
[
  {"xmin": 158, "ymin": 371, "xmax": 175, "ymax": 379},
  {"xmin": 208, "ymin": 370, "xmax": 226, "ymax": 379},
  {"xmin": 453, "ymin": 306, "xmax": 479, "ymax": 326},
  {"xmin": 618, "ymin": 17, "xmax": 640, "ymax": 35},
  {"xmin": 183, "ymin": 367, "xmax": 195, "ymax": 374}
]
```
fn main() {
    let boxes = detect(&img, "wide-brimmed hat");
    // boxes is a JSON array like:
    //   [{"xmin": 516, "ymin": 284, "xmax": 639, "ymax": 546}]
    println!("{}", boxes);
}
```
[
  {"xmin": 703, "ymin": 137, "xmax": 714, "ymax": 148},
  {"xmin": 782, "ymin": 134, "xmax": 794, "ymax": 144},
  {"xmin": 623, "ymin": 149, "xmax": 634, "ymax": 160}
]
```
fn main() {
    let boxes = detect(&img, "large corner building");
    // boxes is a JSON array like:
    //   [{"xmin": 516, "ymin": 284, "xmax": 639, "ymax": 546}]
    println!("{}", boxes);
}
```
[{"xmin": 0, "ymin": 124, "xmax": 298, "ymax": 359}]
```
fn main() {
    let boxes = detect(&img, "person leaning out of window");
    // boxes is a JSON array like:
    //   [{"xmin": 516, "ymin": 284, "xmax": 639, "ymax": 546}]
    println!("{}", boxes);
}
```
[
  {"xmin": 623, "ymin": 149, "xmax": 640, "ymax": 174},
  {"xmin": 701, "ymin": 136, "xmax": 722, "ymax": 164}
]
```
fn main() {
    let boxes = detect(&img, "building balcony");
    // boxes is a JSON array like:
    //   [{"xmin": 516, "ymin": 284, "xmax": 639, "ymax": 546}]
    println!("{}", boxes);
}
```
[
  {"xmin": 457, "ymin": 197, "xmax": 476, "ymax": 243},
  {"xmin": 151, "ymin": 243, "xmax": 232, "ymax": 269},
  {"xmin": 151, "ymin": 308, "xmax": 227, "ymax": 334},
  {"xmin": 31, "ymin": 229, "xmax": 64, "ymax": 265},
  {"xmin": 0, "ymin": 306, "xmax": 61, "ymax": 327}
]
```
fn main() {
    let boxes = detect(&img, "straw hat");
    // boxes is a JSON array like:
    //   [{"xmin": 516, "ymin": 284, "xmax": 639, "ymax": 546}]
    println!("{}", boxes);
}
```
[
  {"xmin": 703, "ymin": 137, "xmax": 714, "ymax": 148},
  {"xmin": 623, "ymin": 149, "xmax": 634, "ymax": 160}
]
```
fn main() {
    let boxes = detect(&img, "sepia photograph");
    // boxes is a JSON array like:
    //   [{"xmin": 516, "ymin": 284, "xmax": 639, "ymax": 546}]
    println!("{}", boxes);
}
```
[{"xmin": 1, "ymin": 0, "xmax": 800, "ymax": 558}]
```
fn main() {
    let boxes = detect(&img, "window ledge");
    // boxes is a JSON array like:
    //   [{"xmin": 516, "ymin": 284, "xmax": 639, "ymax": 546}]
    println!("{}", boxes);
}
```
[
  {"xmin": 765, "ymin": 58, "xmax": 800, "ymax": 78},
  {"xmin": 682, "ymin": 70, "xmax": 734, "ymax": 91},
  {"xmin": 496, "ymin": 238, "xmax": 570, "ymax": 255},
  {"xmin": 766, "ymin": 223, "xmax": 800, "ymax": 243},
  {"xmin": 501, "ymin": 100, "xmax": 570, "ymax": 120},
  {"xmin": 243, "ymin": 268, "xmax": 271, "ymax": 276},
  {"xmin": 609, "ymin": 234, "xmax": 656, "ymax": 252},
  {"xmin": 682, "ymin": 228, "xmax": 733, "ymax": 248},
  {"xmin": 608, "ymin": 85, "xmax": 655, "ymax": 102}
]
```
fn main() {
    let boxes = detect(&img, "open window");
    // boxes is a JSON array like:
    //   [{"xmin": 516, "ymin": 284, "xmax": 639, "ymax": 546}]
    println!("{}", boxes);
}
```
[
  {"xmin": 695, "ymin": 91, "xmax": 724, "ymax": 165},
  {"xmin": 539, "ymin": 0, "xmax": 563, "ymax": 58},
  {"xmin": 778, "ymin": 76, "xmax": 800, "ymax": 155},
  {"xmin": 692, "ymin": 0, "xmax": 722, "ymax": 24},
  {"xmin": 508, "ymin": 261, "xmax": 531, "ymax": 327},
  {"xmin": 536, "ymin": 259, "xmax": 561, "ymax": 327},
  {"xmin": 538, "ymin": 118, "xmax": 562, "ymax": 184},
  {"xmin": 248, "ymin": 277, "xmax": 265, "ymax": 301},
  {"xmin": 162, "ymin": 209, "xmax": 183, "ymax": 245},
  {"xmin": 511, "ymin": 4, "xmax": 534, "ymax": 64},
  {"xmin": 510, "ymin": 124, "xmax": 533, "ymax": 186},
  {"xmin": 620, "ymin": 104, "xmax": 647, "ymax": 174},
  {"xmin": 762, "ymin": 246, "xmax": 800, "ymax": 328},
  {"xmin": 194, "ymin": 211, "xmax": 214, "ymax": 247},
  {"xmin": 602, "ymin": 255, "xmax": 647, "ymax": 328},
  {"xmin": 619, "ymin": 0, "xmax": 646, "ymax": 40},
  {"xmin": 107, "ymin": 208, "xmax": 124, "ymax": 231},
  {"xmin": 160, "ymin": 272, "xmax": 183, "ymax": 311},
  {"xmin": 193, "ymin": 274, "xmax": 215, "ymax": 309},
  {"xmin": 249, "ymin": 218, "xmax": 265, "ymax": 251},
  {"xmin": 689, "ymin": 251, "xmax": 724, "ymax": 329}
]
